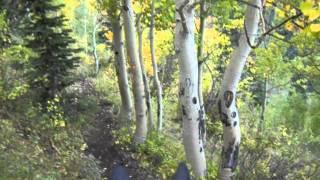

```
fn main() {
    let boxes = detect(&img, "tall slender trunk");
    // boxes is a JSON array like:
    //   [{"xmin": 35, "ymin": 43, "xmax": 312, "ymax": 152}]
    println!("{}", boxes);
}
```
[
  {"xmin": 92, "ymin": 14, "xmax": 99, "ymax": 75},
  {"xmin": 218, "ymin": 0, "xmax": 261, "ymax": 179},
  {"xmin": 112, "ymin": 17, "xmax": 133, "ymax": 124},
  {"xmin": 122, "ymin": 0, "xmax": 148, "ymax": 143},
  {"xmin": 259, "ymin": 77, "xmax": 268, "ymax": 131},
  {"xmin": 84, "ymin": 0, "xmax": 88, "ymax": 55},
  {"xmin": 197, "ymin": 0, "xmax": 206, "ymax": 61},
  {"xmin": 137, "ymin": 15, "xmax": 154, "ymax": 131},
  {"xmin": 175, "ymin": 0, "xmax": 206, "ymax": 177},
  {"xmin": 150, "ymin": 0, "xmax": 163, "ymax": 132},
  {"xmin": 197, "ymin": 0, "xmax": 207, "ymax": 143}
]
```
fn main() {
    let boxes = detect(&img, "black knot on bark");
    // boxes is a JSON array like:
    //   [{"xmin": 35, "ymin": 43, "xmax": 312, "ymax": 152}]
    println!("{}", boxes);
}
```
[
  {"xmin": 123, "ymin": 5, "xmax": 129, "ymax": 11},
  {"xmin": 224, "ymin": 90, "xmax": 234, "ymax": 108},
  {"xmin": 192, "ymin": 97, "xmax": 197, "ymax": 104},
  {"xmin": 221, "ymin": 113, "xmax": 231, "ymax": 127},
  {"xmin": 182, "ymin": 105, "xmax": 187, "ymax": 116},
  {"xmin": 231, "ymin": 111, "xmax": 237, "ymax": 118}
]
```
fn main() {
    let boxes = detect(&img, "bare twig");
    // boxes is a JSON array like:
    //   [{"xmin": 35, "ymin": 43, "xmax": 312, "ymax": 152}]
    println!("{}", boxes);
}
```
[
  {"xmin": 203, "ymin": 60, "xmax": 215, "ymax": 80},
  {"xmin": 267, "ymin": 33, "xmax": 291, "ymax": 43},
  {"xmin": 244, "ymin": 11, "xmax": 303, "ymax": 48},
  {"xmin": 50, "ymin": 138, "xmax": 61, "ymax": 155}
]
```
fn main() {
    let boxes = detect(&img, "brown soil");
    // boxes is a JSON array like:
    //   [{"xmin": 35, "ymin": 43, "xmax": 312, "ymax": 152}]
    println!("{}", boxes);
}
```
[{"xmin": 84, "ymin": 102, "xmax": 156, "ymax": 179}]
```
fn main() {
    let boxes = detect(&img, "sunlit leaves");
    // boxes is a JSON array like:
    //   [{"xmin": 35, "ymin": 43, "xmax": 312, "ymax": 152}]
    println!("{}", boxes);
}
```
[
  {"xmin": 203, "ymin": 26, "xmax": 230, "ymax": 55},
  {"xmin": 104, "ymin": 31, "xmax": 113, "ymax": 41},
  {"xmin": 133, "ymin": 0, "xmax": 150, "ymax": 14},
  {"xmin": 254, "ymin": 42, "xmax": 292, "ymax": 87},
  {"xmin": 309, "ymin": 23, "xmax": 320, "ymax": 32},
  {"xmin": 142, "ymin": 29, "xmax": 173, "ymax": 75},
  {"xmin": 223, "ymin": 18, "xmax": 244, "ymax": 30},
  {"xmin": 60, "ymin": 0, "xmax": 80, "ymax": 21},
  {"xmin": 300, "ymin": 0, "xmax": 320, "ymax": 21},
  {"xmin": 0, "ymin": 11, "xmax": 6, "ymax": 29}
]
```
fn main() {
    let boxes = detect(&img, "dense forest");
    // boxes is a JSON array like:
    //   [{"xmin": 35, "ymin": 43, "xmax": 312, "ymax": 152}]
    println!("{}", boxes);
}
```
[{"xmin": 0, "ymin": 0, "xmax": 319, "ymax": 179}]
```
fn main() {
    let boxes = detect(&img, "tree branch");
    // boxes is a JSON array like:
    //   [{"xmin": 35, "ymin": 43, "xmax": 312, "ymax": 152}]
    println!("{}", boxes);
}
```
[
  {"xmin": 244, "ymin": 11, "xmax": 303, "ymax": 48},
  {"xmin": 176, "ymin": 0, "xmax": 190, "ymax": 33}
]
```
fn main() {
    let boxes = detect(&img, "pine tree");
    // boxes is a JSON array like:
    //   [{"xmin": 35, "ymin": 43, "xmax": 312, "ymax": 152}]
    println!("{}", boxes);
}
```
[{"xmin": 25, "ymin": 0, "xmax": 80, "ymax": 104}]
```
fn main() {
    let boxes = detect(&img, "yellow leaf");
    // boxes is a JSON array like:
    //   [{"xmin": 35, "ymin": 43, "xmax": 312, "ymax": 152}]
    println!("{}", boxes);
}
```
[
  {"xmin": 132, "ymin": 1, "xmax": 143, "ymax": 14},
  {"xmin": 310, "ymin": 24, "xmax": 320, "ymax": 32},
  {"xmin": 300, "ymin": 1, "xmax": 313, "ymax": 13},
  {"xmin": 276, "ymin": 8, "xmax": 286, "ymax": 18},
  {"xmin": 80, "ymin": 143, "xmax": 88, "ymax": 151},
  {"xmin": 54, "ymin": 120, "xmax": 65, "ymax": 127},
  {"xmin": 300, "ymin": 0, "xmax": 320, "ymax": 21},
  {"xmin": 104, "ymin": 31, "xmax": 113, "ymax": 40},
  {"xmin": 265, "ymin": 0, "xmax": 274, "ymax": 7},
  {"xmin": 285, "ymin": 22, "xmax": 294, "ymax": 31},
  {"xmin": 307, "ymin": 9, "xmax": 320, "ymax": 21},
  {"xmin": 285, "ymin": 5, "xmax": 291, "ymax": 11}
]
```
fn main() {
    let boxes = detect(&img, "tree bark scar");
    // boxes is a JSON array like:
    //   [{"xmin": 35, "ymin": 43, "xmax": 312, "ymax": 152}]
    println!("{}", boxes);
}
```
[
  {"xmin": 222, "ymin": 140, "xmax": 239, "ymax": 171},
  {"xmin": 198, "ymin": 108, "xmax": 205, "ymax": 141},
  {"xmin": 224, "ymin": 90, "xmax": 234, "ymax": 108},
  {"xmin": 179, "ymin": 87, "xmax": 185, "ymax": 96},
  {"xmin": 185, "ymin": 78, "xmax": 191, "ymax": 87},
  {"xmin": 220, "ymin": 113, "xmax": 231, "ymax": 127},
  {"xmin": 231, "ymin": 111, "xmax": 237, "ymax": 118},
  {"xmin": 218, "ymin": 99, "xmax": 222, "ymax": 114},
  {"xmin": 233, "ymin": 121, "xmax": 237, "ymax": 127},
  {"xmin": 182, "ymin": 105, "xmax": 187, "ymax": 116},
  {"xmin": 192, "ymin": 97, "xmax": 197, "ymax": 104},
  {"xmin": 146, "ymin": 101, "xmax": 151, "ymax": 109},
  {"xmin": 115, "ymin": 51, "xmax": 119, "ymax": 55},
  {"xmin": 123, "ymin": 5, "xmax": 129, "ymax": 11}
]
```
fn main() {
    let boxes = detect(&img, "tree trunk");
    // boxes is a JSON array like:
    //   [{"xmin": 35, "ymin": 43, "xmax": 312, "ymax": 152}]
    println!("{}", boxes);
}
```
[
  {"xmin": 137, "ymin": 14, "xmax": 154, "ymax": 131},
  {"xmin": 92, "ymin": 14, "xmax": 99, "ymax": 75},
  {"xmin": 259, "ymin": 77, "xmax": 268, "ymax": 131},
  {"xmin": 197, "ymin": 0, "xmax": 207, "ymax": 144},
  {"xmin": 122, "ymin": 0, "xmax": 148, "ymax": 143},
  {"xmin": 175, "ymin": 0, "xmax": 207, "ymax": 177},
  {"xmin": 197, "ymin": 0, "xmax": 206, "ymax": 61},
  {"xmin": 111, "ymin": 17, "xmax": 133, "ymax": 124},
  {"xmin": 150, "ymin": 0, "xmax": 163, "ymax": 132},
  {"xmin": 84, "ymin": 0, "xmax": 88, "ymax": 55},
  {"xmin": 218, "ymin": 0, "xmax": 261, "ymax": 179}
]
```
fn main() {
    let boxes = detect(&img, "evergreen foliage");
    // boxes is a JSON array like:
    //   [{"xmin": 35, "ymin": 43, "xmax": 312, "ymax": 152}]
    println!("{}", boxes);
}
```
[{"xmin": 25, "ymin": 0, "xmax": 80, "ymax": 103}]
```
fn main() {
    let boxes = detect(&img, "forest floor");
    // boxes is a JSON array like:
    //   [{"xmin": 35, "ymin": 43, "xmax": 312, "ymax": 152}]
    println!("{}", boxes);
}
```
[{"xmin": 82, "ymin": 94, "xmax": 156, "ymax": 179}]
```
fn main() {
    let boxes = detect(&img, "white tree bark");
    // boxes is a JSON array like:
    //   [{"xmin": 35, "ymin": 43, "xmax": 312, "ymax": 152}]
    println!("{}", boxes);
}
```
[
  {"xmin": 83, "ymin": 0, "xmax": 88, "ymax": 55},
  {"xmin": 137, "ymin": 15, "xmax": 154, "ymax": 131},
  {"xmin": 112, "ymin": 17, "xmax": 133, "ymax": 124},
  {"xmin": 218, "ymin": 0, "xmax": 261, "ymax": 179},
  {"xmin": 92, "ymin": 14, "xmax": 99, "ymax": 75},
  {"xmin": 175, "ymin": 0, "xmax": 207, "ymax": 178},
  {"xmin": 197, "ymin": 0, "xmax": 207, "ymax": 144},
  {"xmin": 150, "ymin": 0, "xmax": 163, "ymax": 132},
  {"xmin": 122, "ymin": 0, "xmax": 148, "ymax": 143}
]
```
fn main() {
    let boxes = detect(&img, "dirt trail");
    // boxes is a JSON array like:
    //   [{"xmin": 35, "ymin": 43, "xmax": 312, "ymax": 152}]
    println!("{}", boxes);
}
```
[{"xmin": 83, "ymin": 102, "xmax": 156, "ymax": 179}]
